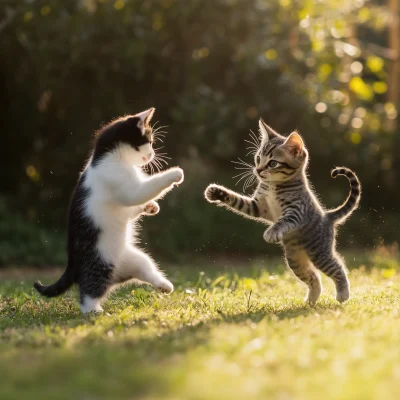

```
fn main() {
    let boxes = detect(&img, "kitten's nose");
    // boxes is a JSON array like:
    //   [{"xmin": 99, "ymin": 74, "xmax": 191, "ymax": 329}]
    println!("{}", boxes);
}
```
[{"xmin": 256, "ymin": 168, "xmax": 263, "ymax": 175}]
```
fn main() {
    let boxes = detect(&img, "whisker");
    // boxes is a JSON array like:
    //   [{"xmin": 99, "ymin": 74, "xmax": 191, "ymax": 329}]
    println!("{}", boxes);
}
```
[
  {"xmin": 156, "ymin": 152, "xmax": 171, "ymax": 159},
  {"xmin": 153, "ymin": 130, "xmax": 167, "ymax": 136},
  {"xmin": 243, "ymin": 175, "xmax": 255, "ymax": 192},
  {"xmin": 150, "ymin": 160, "xmax": 160, "ymax": 173},
  {"xmin": 245, "ymin": 139, "xmax": 258, "ymax": 148},
  {"xmin": 152, "ymin": 127, "xmax": 168, "ymax": 136},
  {"xmin": 156, "ymin": 158, "xmax": 169, "ymax": 166},
  {"xmin": 153, "ymin": 133, "xmax": 166, "ymax": 140},
  {"xmin": 234, "ymin": 172, "xmax": 253, "ymax": 186},
  {"xmin": 156, "ymin": 155, "xmax": 171, "ymax": 163},
  {"xmin": 153, "ymin": 136, "xmax": 164, "ymax": 143},
  {"xmin": 249, "ymin": 129, "xmax": 261, "ymax": 144},
  {"xmin": 152, "ymin": 158, "xmax": 164, "ymax": 171},
  {"xmin": 233, "ymin": 170, "xmax": 252, "ymax": 179},
  {"xmin": 234, "ymin": 175, "xmax": 252, "ymax": 186},
  {"xmin": 153, "ymin": 124, "xmax": 168, "ymax": 131},
  {"xmin": 243, "ymin": 177, "xmax": 254, "ymax": 192},
  {"xmin": 144, "ymin": 162, "xmax": 154, "ymax": 175},
  {"xmin": 232, "ymin": 158, "xmax": 253, "ymax": 168},
  {"xmin": 244, "ymin": 140, "xmax": 258, "ymax": 149}
]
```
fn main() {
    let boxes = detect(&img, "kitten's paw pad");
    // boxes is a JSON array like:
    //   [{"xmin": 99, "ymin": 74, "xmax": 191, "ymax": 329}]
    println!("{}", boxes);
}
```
[
  {"xmin": 263, "ymin": 228, "xmax": 283, "ymax": 244},
  {"xmin": 169, "ymin": 168, "xmax": 184, "ymax": 185},
  {"xmin": 205, "ymin": 185, "xmax": 230, "ymax": 203},
  {"xmin": 144, "ymin": 202, "xmax": 160, "ymax": 215},
  {"xmin": 156, "ymin": 279, "xmax": 174, "ymax": 295},
  {"xmin": 336, "ymin": 287, "xmax": 350, "ymax": 303}
]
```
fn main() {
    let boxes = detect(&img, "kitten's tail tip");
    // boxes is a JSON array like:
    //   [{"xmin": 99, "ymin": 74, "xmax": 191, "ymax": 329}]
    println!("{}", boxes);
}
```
[
  {"xmin": 33, "ymin": 280, "xmax": 51, "ymax": 296},
  {"xmin": 328, "ymin": 166, "xmax": 361, "ymax": 224},
  {"xmin": 331, "ymin": 167, "xmax": 346, "ymax": 178},
  {"xmin": 33, "ymin": 268, "xmax": 74, "ymax": 298}
]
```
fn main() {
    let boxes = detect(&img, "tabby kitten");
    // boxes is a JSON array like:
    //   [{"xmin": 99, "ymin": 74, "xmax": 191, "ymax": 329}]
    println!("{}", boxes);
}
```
[
  {"xmin": 34, "ymin": 108, "xmax": 184, "ymax": 313},
  {"xmin": 205, "ymin": 119, "xmax": 361, "ymax": 304}
]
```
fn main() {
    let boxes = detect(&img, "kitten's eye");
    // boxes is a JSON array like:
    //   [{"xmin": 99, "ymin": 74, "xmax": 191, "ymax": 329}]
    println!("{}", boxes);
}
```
[
  {"xmin": 256, "ymin": 156, "xmax": 261, "ymax": 165},
  {"xmin": 268, "ymin": 160, "xmax": 278, "ymax": 168}
]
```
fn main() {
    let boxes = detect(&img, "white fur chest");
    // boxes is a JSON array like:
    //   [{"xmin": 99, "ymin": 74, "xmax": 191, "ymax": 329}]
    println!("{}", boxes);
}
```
[{"xmin": 83, "ymin": 162, "xmax": 139, "ymax": 265}]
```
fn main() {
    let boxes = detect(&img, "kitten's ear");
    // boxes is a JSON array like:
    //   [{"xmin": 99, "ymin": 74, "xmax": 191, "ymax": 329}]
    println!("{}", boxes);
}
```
[
  {"xmin": 259, "ymin": 118, "xmax": 279, "ymax": 142},
  {"xmin": 136, "ymin": 108, "xmax": 155, "ymax": 125},
  {"xmin": 283, "ymin": 131, "xmax": 304, "ymax": 156}
]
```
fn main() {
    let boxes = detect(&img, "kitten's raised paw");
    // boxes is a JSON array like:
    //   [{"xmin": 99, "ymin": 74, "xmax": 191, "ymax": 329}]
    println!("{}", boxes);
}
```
[
  {"xmin": 155, "ymin": 279, "xmax": 174, "ymax": 295},
  {"xmin": 263, "ymin": 228, "xmax": 283, "ymax": 244},
  {"xmin": 144, "ymin": 201, "xmax": 160, "ymax": 215},
  {"xmin": 205, "ymin": 185, "xmax": 230, "ymax": 203},
  {"xmin": 168, "ymin": 168, "xmax": 184, "ymax": 185}
]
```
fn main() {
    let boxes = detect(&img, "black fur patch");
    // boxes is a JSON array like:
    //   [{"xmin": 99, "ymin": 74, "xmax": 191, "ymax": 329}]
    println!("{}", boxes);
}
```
[
  {"xmin": 68, "ymin": 172, "xmax": 114, "ymax": 299},
  {"xmin": 92, "ymin": 117, "xmax": 152, "ymax": 166}
]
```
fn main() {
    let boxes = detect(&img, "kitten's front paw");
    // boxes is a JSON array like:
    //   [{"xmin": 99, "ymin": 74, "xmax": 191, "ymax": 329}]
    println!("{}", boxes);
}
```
[
  {"xmin": 143, "ymin": 201, "xmax": 160, "ymax": 216},
  {"xmin": 168, "ymin": 168, "xmax": 184, "ymax": 186},
  {"xmin": 263, "ymin": 227, "xmax": 283, "ymax": 244},
  {"xmin": 155, "ymin": 278, "xmax": 174, "ymax": 295},
  {"xmin": 205, "ymin": 185, "xmax": 230, "ymax": 203}
]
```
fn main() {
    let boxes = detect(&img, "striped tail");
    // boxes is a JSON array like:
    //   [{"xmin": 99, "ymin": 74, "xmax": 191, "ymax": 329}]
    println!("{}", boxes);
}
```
[{"xmin": 327, "ymin": 167, "xmax": 361, "ymax": 224}]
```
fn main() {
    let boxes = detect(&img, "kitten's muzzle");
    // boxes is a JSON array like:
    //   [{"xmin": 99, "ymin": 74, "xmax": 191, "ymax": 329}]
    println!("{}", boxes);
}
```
[
  {"xmin": 142, "ymin": 152, "xmax": 153, "ymax": 162},
  {"xmin": 255, "ymin": 167, "xmax": 265, "ymax": 176},
  {"xmin": 255, "ymin": 167, "xmax": 269, "ymax": 178}
]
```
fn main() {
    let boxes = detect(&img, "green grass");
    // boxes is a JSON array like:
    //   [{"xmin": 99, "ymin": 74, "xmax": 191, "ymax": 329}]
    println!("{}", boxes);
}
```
[{"xmin": 1, "ymin": 246, "xmax": 400, "ymax": 400}]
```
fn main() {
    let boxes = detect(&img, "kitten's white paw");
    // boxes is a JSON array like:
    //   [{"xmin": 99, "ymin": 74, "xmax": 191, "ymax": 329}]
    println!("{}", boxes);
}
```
[
  {"xmin": 80, "ymin": 296, "xmax": 104, "ymax": 314},
  {"xmin": 168, "ymin": 168, "xmax": 184, "ymax": 185},
  {"xmin": 144, "ymin": 201, "xmax": 160, "ymax": 215},
  {"xmin": 155, "ymin": 278, "xmax": 174, "ymax": 295},
  {"xmin": 263, "ymin": 228, "xmax": 283, "ymax": 244},
  {"xmin": 205, "ymin": 185, "xmax": 230, "ymax": 203}
]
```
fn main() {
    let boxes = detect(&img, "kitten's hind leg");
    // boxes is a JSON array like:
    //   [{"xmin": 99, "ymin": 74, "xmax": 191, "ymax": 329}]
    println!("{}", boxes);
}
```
[
  {"xmin": 308, "ymin": 250, "xmax": 350, "ymax": 303},
  {"xmin": 284, "ymin": 245, "xmax": 322, "ymax": 306},
  {"xmin": 114, "ymin": 246, "xmax": 174, "ymax": 294},
  {"xmin": 79, "ymin": 261, "xmax": 113, "ymax": 313}
]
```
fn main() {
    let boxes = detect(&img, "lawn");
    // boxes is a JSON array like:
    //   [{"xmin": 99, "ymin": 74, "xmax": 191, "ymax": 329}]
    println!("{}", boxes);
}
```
[{"xmin": 1, "ymin": 246, "xmax": 399, "ymax": 400}]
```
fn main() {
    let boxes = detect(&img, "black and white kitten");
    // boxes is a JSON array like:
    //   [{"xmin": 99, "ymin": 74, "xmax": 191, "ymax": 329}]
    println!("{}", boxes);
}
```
[{"xmin": 34, "ymin": 108, "xmax": 184, "ymax": 313}]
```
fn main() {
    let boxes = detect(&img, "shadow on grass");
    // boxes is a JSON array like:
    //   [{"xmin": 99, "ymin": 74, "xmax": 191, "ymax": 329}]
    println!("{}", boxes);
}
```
[{"xmin": 0, "ymin": 288, "xmax": 345, "ymax": 398}]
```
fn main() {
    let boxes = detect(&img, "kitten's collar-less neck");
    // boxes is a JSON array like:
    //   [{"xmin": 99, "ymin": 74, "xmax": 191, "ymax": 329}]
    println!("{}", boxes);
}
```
[{"xmin": 271, "ymin": 175, "xmax": 305, "ymax": 188}]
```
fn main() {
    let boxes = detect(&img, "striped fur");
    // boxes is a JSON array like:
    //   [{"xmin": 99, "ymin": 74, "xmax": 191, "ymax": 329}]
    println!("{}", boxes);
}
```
[
  {"xmin": 205, "ymin": 119, "xmax": 361, "ymax": 305},
  {"xmin": 327, "ymin": 167, "xmax": 361, "ymax": 224}
]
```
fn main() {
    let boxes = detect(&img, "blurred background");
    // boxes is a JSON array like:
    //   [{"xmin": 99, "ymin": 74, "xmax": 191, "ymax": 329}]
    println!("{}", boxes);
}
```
[{"xmin": 1, "ymin": 0, "xmax": 399, "ymax": 267}]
